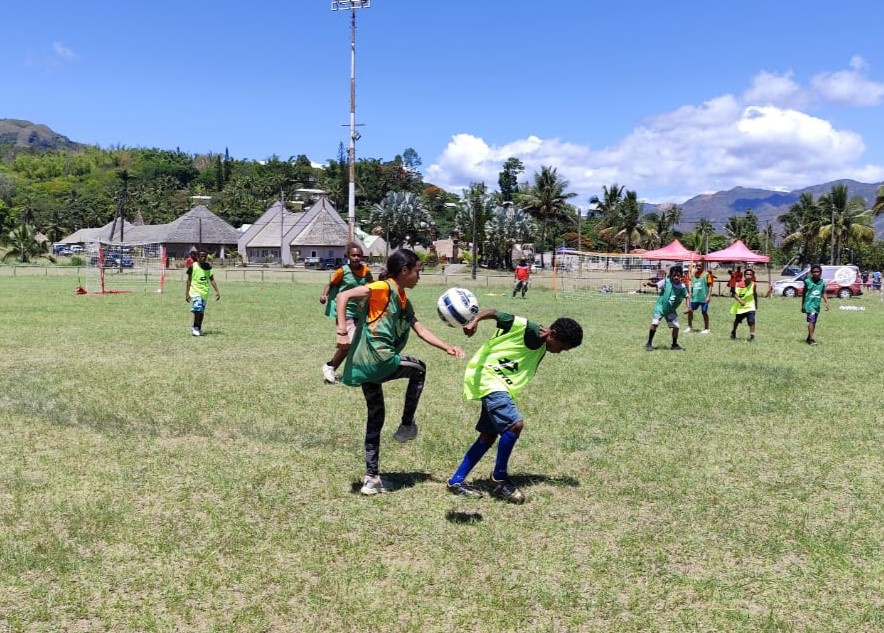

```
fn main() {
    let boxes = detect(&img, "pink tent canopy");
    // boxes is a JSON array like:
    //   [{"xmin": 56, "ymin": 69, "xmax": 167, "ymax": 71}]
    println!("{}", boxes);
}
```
[
  {"xmin": 704, "ymin": 240, "xmax": 770, "ymax": 263},
  {"xmin": 639, "ymin": 239, "xmax": 701, "ymax": 261}
]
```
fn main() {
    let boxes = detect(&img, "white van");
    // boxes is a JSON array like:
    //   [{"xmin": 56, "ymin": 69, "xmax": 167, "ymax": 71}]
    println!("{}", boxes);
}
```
[{"xmin": 771, "ymin": 265, "xmax": 862, "ymax": 299}]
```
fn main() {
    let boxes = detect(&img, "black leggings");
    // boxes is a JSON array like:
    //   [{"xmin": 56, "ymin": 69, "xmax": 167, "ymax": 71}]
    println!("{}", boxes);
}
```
[{"xmin": 361, "ymin": 355, "xmax": 426, "ymax": 476}]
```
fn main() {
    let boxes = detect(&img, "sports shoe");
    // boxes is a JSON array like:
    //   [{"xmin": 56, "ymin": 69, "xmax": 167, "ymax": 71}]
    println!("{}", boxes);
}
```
[
  {"xmin": 192, "ymin": 327, "xmax": 201, "ymax": 337},
  {"xmin": 360, "ymin": 475, "xmax": 389, "ymax": 496},
  {"xmin": 393, "ymin": 422, "xmax": 418, "ymax": 443},
  {"xmin": 490, "ymin": 473, "xmax": 525, "ymax": 504},
  {"xmin": 671, "ymin": 343, "xmax": 685, "ymax": 351},
  {"xmin": 322, "ymin": 363, "xmax": 337, "ymax": 384},
  {"xmin": 644, "ymin": 343, "xmax": 654, "ymax": 352},
  {"xmin": 807, "ymin": 338, "xmax": 817, "ymax": 346},
  {"xmin": 701, "ymin": 329, "xmax": 711, "ymax": 334},
  {"xmin": 447, "ymin": 481, "xmax": 483, "ymax": 498},
  {"xmin": 684, "ymin": 327, "xmax": 693, "ymax": 333},
  {"xmin": 748, "ymin": 334, "xmax": 755, "ymax": 342},
  {"xmin": 730, "ymin": 332, "xmax": 736, "ymax": 340}
]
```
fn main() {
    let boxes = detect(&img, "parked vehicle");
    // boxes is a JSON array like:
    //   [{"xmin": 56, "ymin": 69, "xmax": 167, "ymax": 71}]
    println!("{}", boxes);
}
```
[{"xmin": 771, "ymin": 265, "xmax": 862, "ymax": 299}]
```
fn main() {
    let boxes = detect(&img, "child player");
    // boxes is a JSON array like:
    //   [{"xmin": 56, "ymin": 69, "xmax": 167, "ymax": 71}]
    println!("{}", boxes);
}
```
[
  {"xmin": 335, "ymin": 249, "xmax": 465, "ymax": 496},
  {"xmin": 319, "ymin": 243, "xmax": 373, "ymax": 384},
  {"xmin": 802, "ymin": 264, "xmax": 829, "ymax": 345},
  {"xmin": 446, "ymin": 309, "xmax": 583, "ymax": 503},
  {"xmin": 644, "ymin": 265, "xmax": 689, "ymax": 351}
]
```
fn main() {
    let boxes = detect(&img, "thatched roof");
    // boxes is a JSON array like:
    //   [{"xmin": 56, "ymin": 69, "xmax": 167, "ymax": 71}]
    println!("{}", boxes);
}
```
[
  {"xmin": 288, "ymin": 196, "xmax": 350, "ymax": 247},
  {"xmin": 246, "ymin": 201, "xmax": 305, "ymax": 248},
  {"xmin": 60, "ymin": 207, "xmax": 239, "ymax": 247}
]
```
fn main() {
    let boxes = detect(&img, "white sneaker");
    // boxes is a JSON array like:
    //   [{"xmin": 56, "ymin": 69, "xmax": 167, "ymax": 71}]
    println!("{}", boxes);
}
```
[
  {"xmin": 701, "ymin": 329, "xmax": 711, "ymax": 334},
  {"xmin": 322, "ymin": 364, "xmax": 337, "ymax": 384},
  {"xmin": 192, "ymin": 327, "xmax": 201, "ymax": 337},
  {"xmin": 684, "ymin": 327, "xmax": 693, "ymax": 333},
  {"xmin": 360, "ymin": 475, "xmax": 389, "ymax": 495},
  {"xmin": 393, "ymin": 422, "xmax": 418, "ymax": 443}
]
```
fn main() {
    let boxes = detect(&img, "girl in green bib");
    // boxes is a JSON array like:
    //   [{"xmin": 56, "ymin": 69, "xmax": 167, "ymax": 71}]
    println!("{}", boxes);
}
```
[
  {"xmin": 730, "ymin": 268, "xmax": 758, "ymax": 341},
  {"xmin": 334, "ymin": 249, "xmax": 465, "ymax": 496}
]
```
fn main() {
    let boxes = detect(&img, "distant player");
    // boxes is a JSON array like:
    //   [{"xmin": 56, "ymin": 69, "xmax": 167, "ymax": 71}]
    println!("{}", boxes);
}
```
[
  {"xmin": 801, "ymin": 264, "xmax": 829, "ymax": 345},
  {"xmin": 335, "ymin": 249, "xmax": 465, "ymax": 496},
  {"xmin": 644, "ymin": 265, "xmax": 689, "ymax": 351},
  {"xmin": 185, "ymin": 250, "xmax": 220, "ymax": 337},
  {"xmin": 512, "ymin": 259, "xmax": 531, "ymax": 299},
  {"xmin": 730, "ymin": 268, "xmax": 758, "ymax": 341},
  {"xmin": 685, "ymin": 262, "xmax": 715, "ymax": 334},
  {"xmin": 319, "ymin": 243, "xmax": 373, "ymax": 384},
  {"xmin": 446, "ymin": 309, "xmax": 583, "ymax": 503}
]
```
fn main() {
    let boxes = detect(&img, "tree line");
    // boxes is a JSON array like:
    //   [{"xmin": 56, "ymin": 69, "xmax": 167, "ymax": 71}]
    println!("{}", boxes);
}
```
[{"xmin": 1, "ymin": 143, "xmax": 883, "ymax": 268}]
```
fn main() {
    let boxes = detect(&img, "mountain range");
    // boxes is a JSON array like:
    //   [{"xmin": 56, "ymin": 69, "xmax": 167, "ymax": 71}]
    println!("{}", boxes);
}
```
[{"xmin": 3, "ymin": 118, "xmax": 883, "ymax": 236}]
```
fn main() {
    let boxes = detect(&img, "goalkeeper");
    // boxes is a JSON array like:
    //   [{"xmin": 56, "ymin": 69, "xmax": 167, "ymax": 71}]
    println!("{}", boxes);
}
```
[{"xmin": 185, "ymin": 250, "xmax": 220, "ymax": 337}]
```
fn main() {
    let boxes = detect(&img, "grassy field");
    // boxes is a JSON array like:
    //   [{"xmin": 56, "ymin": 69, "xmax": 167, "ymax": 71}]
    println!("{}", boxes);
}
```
[{"xmin": 0, "ymin": 274, "xmax": 881, "ymax": 632}]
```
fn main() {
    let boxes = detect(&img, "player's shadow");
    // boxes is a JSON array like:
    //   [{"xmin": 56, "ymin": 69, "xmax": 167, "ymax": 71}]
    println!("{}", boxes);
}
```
[{"xmin": 349, "ymin": 471, "xmax": 433, "ymax": 494}]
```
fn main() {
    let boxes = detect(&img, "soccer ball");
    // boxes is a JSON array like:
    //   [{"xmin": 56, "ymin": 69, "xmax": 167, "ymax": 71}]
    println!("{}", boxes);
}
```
[{"xmin": 437, "ymin": 287, "xmax": 479, "ymax": 327}]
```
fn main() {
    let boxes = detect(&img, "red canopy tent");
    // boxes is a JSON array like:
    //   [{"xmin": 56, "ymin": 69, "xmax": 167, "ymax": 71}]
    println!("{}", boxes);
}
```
[
  {"xmin": 639, "ymin": 239, "xmax": 702, "ymax": 261},
  {"xmin": 703, "ymin": 240, "xmax": 770, "ymax": 263}
]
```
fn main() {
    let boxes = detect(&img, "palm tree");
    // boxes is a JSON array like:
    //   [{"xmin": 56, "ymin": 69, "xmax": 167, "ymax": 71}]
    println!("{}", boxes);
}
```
[
  {"xmin": 2, "ymin": 222, "xmax": 49, "ymax": 263},
  {"xmin": 369, "ymin": 191, "xmax": 432, "ymax": 249},
  {"xmin": 779, "ymin": 192, "xmax": 825, "ymax": 266},
  {"xmin": 516, "ymin": 166, "xmax": 577, "ymax": 268},
  {"xmin": 689, "ymin": 217, "xmax": 716, "ymax": 254},
  {"xmin": 484, "ymin": 203, "xmax": 535, "ymax": 269},
  {"xmin": 643, "ymin": 203, "xmax": 682, "ymax": 248},
  {"xmin": 597, "ymin": 190, "xmax": 653, "ymax": 253},
  {"xmin": 818, "ymin": 184, "xmax": 873, "ymax": 264}
]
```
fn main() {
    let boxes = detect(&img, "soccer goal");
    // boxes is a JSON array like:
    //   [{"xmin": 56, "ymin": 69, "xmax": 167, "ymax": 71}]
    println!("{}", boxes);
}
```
[
  {"xmin": 552, "ymin": 249, "xmax": 657, "ymax": 302},
  {"xmin": 83, "ymin": 242, "xmax": 167, "ymax": 294}
]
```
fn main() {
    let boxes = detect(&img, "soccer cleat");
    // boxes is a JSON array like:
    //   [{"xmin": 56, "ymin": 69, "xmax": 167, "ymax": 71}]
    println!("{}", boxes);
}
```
[
  {"xmin": 730, "ymin": 332, "xmax": 737, "ymax": 340},
  {"xmin": 393, "ymin": 422, "xmax": 418, "ymax": 443},
  {"xmin": 322, "ymin": 363, "xmax": 337, "ymax": 384},
  {"xmin": 807, "ymin": 338, "xmax": 817, "ymax": 346},
  {"xmin": 360, "ymin": 475, "xmax": 389, "ymax": 495},
  {"xmin": 447, "ymin": 481, "xmax": 483, "ymax": 498},
  {"xmin": 644, "ymin": 343, "xmax": 654, "ymax": 352},
  {"xmin": 192, "ymin": 327, "xmax": 201, "ymax": 337},
  {"xmin": 671, "ymin": 343, "xmax": 685, "ymax": 351},
  {"xmin": 490, "ymin": 473, "xmax": 525, "ymax": 504},
  {"xmin": 701, "ymin": 329, "xmax": 711, "ymax": 334}
]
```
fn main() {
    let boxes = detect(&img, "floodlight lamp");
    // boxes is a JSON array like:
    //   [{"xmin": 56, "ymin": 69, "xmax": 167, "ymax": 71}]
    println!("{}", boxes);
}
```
[{"xmin": 331, "ymin": 0, "xmax": 371, "ymax": 10}]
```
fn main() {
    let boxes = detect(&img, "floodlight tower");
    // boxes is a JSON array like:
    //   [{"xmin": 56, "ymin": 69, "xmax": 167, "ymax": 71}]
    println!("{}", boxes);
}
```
[{"xmin": 331, "ymin": 0, "xmax": 371, "ymax": 244}]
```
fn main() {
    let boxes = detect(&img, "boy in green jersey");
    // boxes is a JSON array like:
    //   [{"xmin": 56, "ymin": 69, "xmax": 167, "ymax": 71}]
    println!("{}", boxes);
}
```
[
  {"xmin": 446, "ymin": 309, "xmax": 583, "ymax": 503},
  {"xmin": 644, "ymin": 265, "xmax": 689, "ymax": 351},
  {"xmin": 801, "ymin": 264, "xmax": 829, "ymax": 345},
  {"xmin": 185, "ymin": 250, "xmax": 221, "ymax": 336},
  {"xmin": 729, "ymin": 268, "xmax": 758, "ymax": 341}
]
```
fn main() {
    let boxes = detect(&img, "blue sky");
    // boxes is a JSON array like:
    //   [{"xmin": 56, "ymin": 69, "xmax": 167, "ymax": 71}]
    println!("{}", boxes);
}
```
[{"xmin": 4, "ymin": 1, "xmax": 884, "ymax": 206}]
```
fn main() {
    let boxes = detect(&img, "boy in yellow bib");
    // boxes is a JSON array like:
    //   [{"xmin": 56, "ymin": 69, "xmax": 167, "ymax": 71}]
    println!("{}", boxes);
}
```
[{"xmin": 446, "ymin": 309, "xmax": 583, "ymax": 503}]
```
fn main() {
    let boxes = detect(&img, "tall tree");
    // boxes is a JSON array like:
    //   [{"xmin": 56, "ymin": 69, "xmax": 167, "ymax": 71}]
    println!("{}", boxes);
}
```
[
  {"xmin": 515, "ymin": 166, "xmax": 576, "ymax": 267},
  {"xmin": 498, "ymin": 157, "xmax": 524, "ymax": 202},
  {"xmin": 2, "ymin": 222, "xmax": 49, "ymax": 263},
  {"xmin": 818, "ymin": 184, "xmax": 873, "ymax": 264},
  {"xmin": 597, "ymin": 189, "xmax": 652, "ymax": 253},
  {"xmin": 779, "ymin": 192, "xmax": 824, "ymax": 266}
]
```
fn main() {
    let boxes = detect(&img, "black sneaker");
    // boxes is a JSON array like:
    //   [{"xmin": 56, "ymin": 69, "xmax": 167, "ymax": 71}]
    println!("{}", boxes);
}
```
[
  {"xmin": 671, "ymin": 343, "xmax": 685, "ymax": 351},
  {"xmin": 644, "ymin": 343, "xmax": 654, "ymax": 352},
  {"xmin": 748, "ymin": 334, "xmax": 755, "ymax": 342},
  {"xmin": 490, "ymin": 473, "xmax": 525, "ymax": 504},
  {"xmin": 807, "ymin": 338, "xmax": 817, "ymax": 346},
  {"xmin": 730, "ymin": 332, "xmax": 736, "ymax": 340},
  {"xmin": 447, "ymin": 481, "xmax": 483, "ymax": 498}
]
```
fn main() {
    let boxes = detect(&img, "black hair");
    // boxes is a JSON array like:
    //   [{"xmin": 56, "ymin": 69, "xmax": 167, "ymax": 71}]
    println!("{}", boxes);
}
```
[
  {"xmin": 550, "ymin": 317, "xmax": 583, "ymax": 348},
  {"xmin": 347, "ymin": 242, "xmax": 363, "ymax": 254},
  {"xmin": 379, "ymin": 249, "xmax": 419, "ymax": 281},
  {"xmin": 669, "ymin": 265, "xmax": 683, "ymax": 276}
]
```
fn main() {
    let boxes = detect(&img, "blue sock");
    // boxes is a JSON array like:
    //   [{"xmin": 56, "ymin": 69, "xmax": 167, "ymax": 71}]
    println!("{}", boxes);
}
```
[
  {"xmin": 493, "ymin": 430, "xmax": 519, "ymax": 480},
  {"xmin": 448, "ymin": 437, "xmax": 493, "ymax": 485}
]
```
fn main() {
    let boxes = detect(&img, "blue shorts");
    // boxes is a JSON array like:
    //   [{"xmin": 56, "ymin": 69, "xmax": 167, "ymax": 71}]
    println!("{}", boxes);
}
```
[
  {"xmin": 476, "ymin": 391, "xmax": 522, "ymax": 435},
  {"xmin": 190, "ymin": 296, "xmax": 206, "ymax": 314},
  {"xmin": 806, "ymin": 312, "xmax": 818, "ymax": 324},
  {"xmin": 689, "ymin": 301, "xmax": 708, "ymax": 313}
]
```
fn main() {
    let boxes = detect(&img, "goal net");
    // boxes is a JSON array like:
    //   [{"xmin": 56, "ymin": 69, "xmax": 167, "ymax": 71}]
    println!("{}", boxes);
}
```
[
  {"xmin": 551, "ymin": 249, "xmax": 658, "ymax": 302},
  {"xmin": 83, "ymin": 242, "xmax": 167, "ymax": 294}
]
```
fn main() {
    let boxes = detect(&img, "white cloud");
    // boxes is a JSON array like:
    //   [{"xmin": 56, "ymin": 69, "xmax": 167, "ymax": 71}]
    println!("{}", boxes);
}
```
[
  {"xmin": 427, "ymin": 60, "xmax": 884, "ymax": 204},
  {"xmin": 24, "ymin": 41, "xmax": 77, "ymax": 71},
  {"xmin": 810, "ymin": 56, "xmax": 884, "ymax": 106},
  {"xmin": 52, "ymin": 41, "xmax": 76, "ymax": 60}
]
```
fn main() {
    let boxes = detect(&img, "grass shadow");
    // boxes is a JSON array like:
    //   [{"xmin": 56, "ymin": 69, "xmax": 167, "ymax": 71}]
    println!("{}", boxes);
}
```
[
  {"xmin": 445, "ymin": 510, "xmax": 483, "ymax": 524},
  {"xmin": 349, "ymin": 471, "xmax": 434, "ymax": 494}
]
